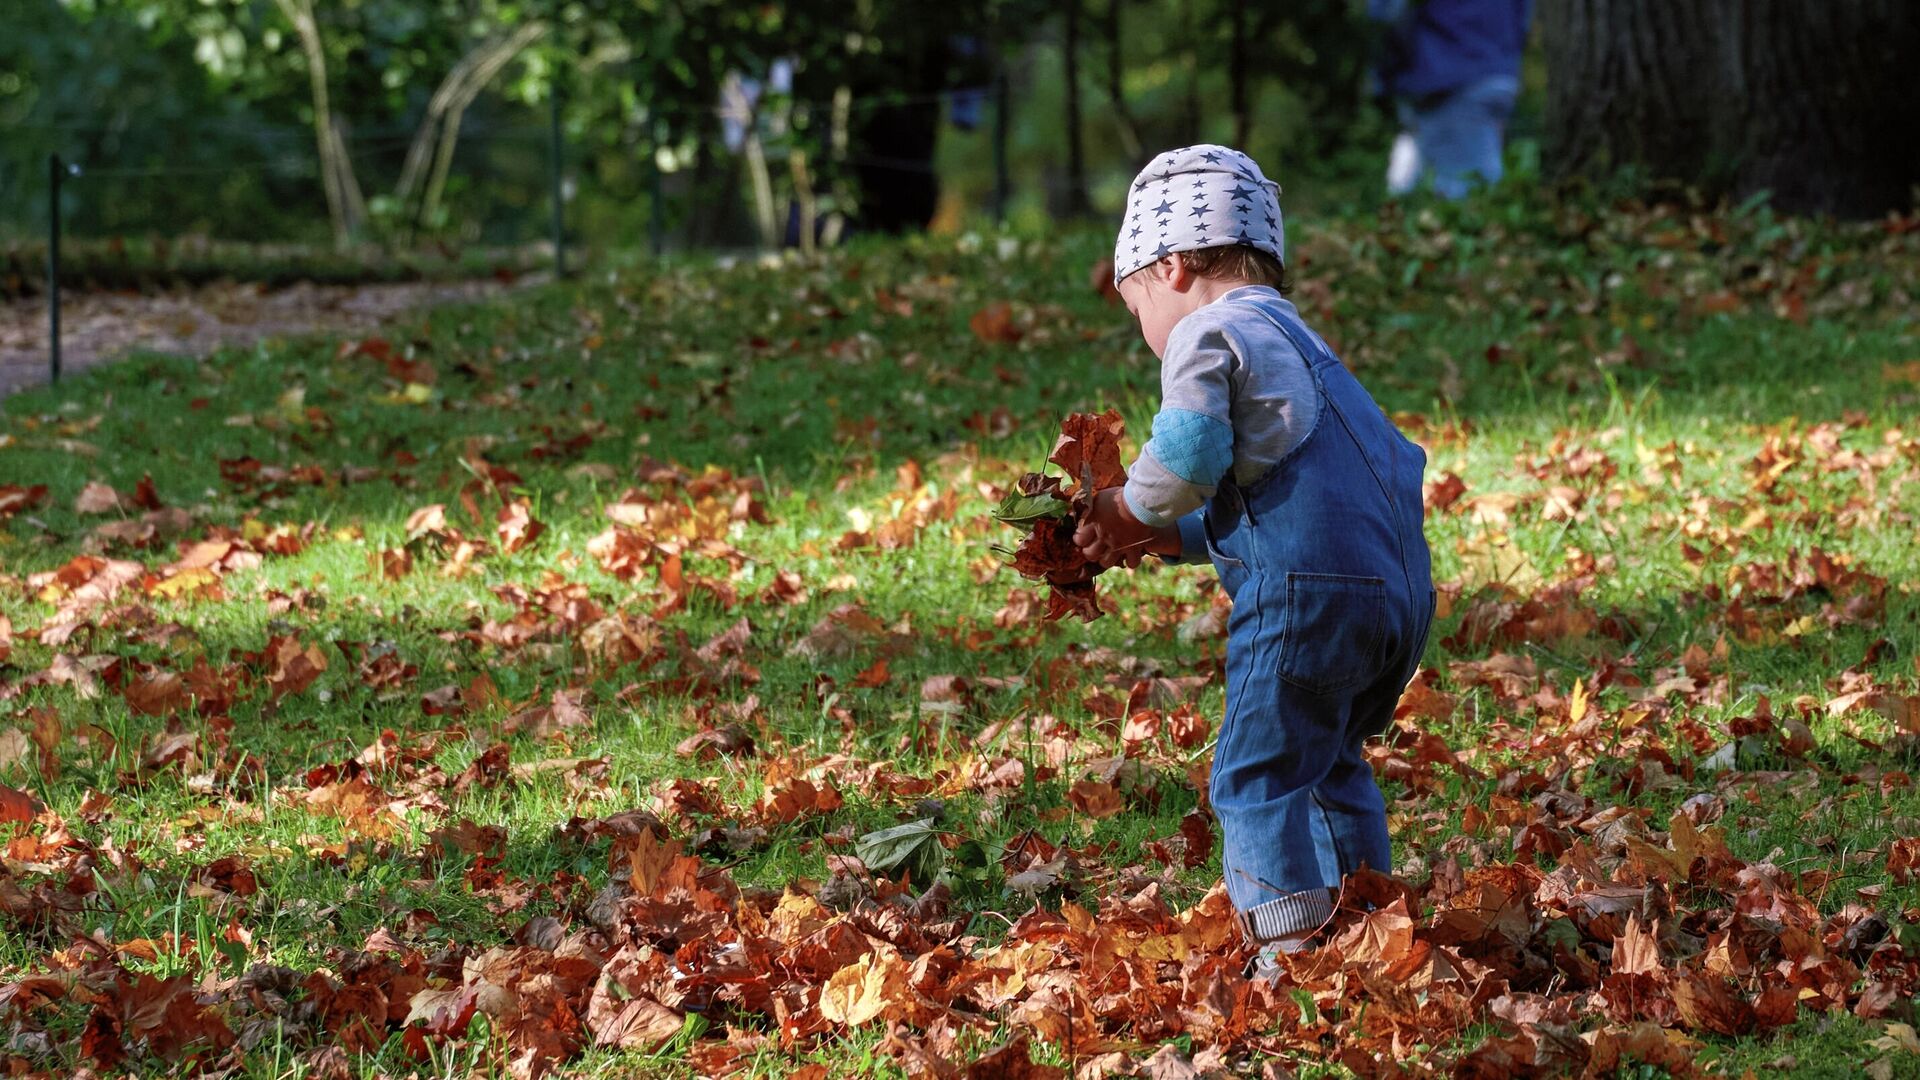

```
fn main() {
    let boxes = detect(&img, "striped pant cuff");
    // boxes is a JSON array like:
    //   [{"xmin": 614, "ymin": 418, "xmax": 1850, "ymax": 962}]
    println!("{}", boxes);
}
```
[{"xmin": 1238, "ymin": 887, "xmax": 1336, "ymax": 944}]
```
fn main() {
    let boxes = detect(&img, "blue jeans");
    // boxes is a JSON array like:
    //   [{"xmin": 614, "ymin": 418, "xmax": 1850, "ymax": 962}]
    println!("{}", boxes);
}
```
[
  {"xmin": 1409, "ymin": 74, "xmax": 1519, "ymax": 199},
  {"xmin": 1176, "ymin": 295, "xmax": 1434, "ymax": 941}
]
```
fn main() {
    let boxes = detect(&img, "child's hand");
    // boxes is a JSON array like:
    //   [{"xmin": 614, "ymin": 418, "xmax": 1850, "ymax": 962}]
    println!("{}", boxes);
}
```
[
  {"xmin": 1075, "ymin": 487, "xmax": 1173, "ymax": 568},
  {"xmin": 1071, "ymin": 518, "xmax": 1128, "ymax": 569}
]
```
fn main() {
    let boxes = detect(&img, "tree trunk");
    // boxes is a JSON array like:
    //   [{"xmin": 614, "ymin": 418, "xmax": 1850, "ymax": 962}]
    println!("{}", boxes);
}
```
[
  {"xmin": 788, "ymin": 142, "xmax": 817, "ymax": 255},
  {"xmin": 1541, "ymin": 0, "xmax": 1920, "ymax": 218},
  {"xmin": 1228, "ymin": 0, "xmax": 1249, "ymax": 147},
  {"xmin": 742, "ymin": 126, "xmax": 779, "ymax": 250},
  {"xmin": 720, "ymin": 73, "xmax": 779, "ymax": 249},
  {"xmin": 1063, "ymin": 0, "xmax": 1090, "ymax": 217},
  {"xmin": 821, "ymin": 85, "xmax": 852, "ymax": 247},
  {"xmin": 397, "ymin": 22, "xmax": 548, "ymax": 235},
  {"xmin": 1181, "ymin": 0, "xmax": 1201, "ymax": 142},
  {"xmin": 274, "ymin": 0, "xmax": 364, "ymax": 248},
  {"xmin": 1103, "ymin": 0, "xmax": 1142, "ymax": 161},
  {"xmin": 421, "ymin": 27, "xmax": 549, "ymax": 230}
]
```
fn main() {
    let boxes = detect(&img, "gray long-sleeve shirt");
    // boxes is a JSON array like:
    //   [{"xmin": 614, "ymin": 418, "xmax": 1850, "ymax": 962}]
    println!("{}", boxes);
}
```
[{"xmin": 1123, "ymin": 286, "xmax": 1321, "ymax": 539}]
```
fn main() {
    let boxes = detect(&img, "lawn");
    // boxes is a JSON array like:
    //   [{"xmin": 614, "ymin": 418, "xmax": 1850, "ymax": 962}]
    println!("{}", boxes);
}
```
[{"xmin": 3, "ymin": 190, "xmax": 1920, "ymax": 1078}]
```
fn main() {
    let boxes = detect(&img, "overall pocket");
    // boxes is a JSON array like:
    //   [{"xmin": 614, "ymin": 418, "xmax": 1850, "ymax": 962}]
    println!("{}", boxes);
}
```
[
  {"xmin": 1277, "ymin": 572, "xmax": 1387, "ymax": 695},
  {"xmin": 1201, "ymin": 509, "xmax": 1246, "ymax": 570}
]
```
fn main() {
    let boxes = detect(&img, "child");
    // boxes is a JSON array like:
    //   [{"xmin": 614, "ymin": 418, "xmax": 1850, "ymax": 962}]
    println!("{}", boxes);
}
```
[{"xmin": 1075, "ymin": 145, "xmax": 1435, "ymax": 961}]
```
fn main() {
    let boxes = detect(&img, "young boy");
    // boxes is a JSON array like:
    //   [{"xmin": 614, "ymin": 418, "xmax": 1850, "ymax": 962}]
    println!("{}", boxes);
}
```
[{"xmin": 1075, "ymin": 145, "xmax": 1435, "ymax": 959}]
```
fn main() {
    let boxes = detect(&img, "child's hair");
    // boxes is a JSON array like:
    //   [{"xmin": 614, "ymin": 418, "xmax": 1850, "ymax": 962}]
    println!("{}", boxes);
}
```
[{"xmin": 1176, "ymin": 244, "xmax": 1292, "ymax": 295}]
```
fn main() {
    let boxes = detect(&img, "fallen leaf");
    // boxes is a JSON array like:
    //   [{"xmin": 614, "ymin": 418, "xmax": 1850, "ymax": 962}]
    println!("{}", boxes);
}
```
[
  {"xmin": 818, "ymin": 950, "xmax": 909, "ymax": 1028},
  {"xmin": 0, "ymin": 783, "xmax": 40, "ymax": 823},
  {"xmin": 74, "ymin": 481, "xmax": 123, "ymax": 514},
  {"xmin": 1066, "ymin": 779, "xmax": 1124, "ymax": 819}
]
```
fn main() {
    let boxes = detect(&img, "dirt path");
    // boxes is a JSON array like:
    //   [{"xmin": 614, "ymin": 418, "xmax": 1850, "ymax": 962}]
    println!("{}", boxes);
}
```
[{"xmin": 0, "ymin": 277, "xmax": 530, "ymax": 397}]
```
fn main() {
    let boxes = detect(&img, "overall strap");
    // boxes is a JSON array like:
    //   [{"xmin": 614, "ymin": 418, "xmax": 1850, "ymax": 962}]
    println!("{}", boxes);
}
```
[
  {"xmin": 1234, "ymin": 293, "xmax": 1341, "ymax": 372},
  {"xmin": 1208, "ymin": 292, "xmax": 1336, "ymax": 527},
  {"xmin": 1234, "ymin": 292, "xmax": 1418, "ymax": 586}
]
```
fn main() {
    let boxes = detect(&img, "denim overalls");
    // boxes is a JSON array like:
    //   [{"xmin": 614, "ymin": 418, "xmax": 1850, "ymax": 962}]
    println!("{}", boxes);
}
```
[{"xmin": 1185, "ymin": 292, "xmax": 1435, "ymax": 940}]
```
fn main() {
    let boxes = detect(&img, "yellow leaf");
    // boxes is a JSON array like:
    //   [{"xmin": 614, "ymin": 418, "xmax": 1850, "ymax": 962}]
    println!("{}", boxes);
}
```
[
  {"xmin": 1062, "ymin": 902, "xmax": 1096, "ymax": 935},
  {"xmin": 376, "ymin": 383, "xmax": 436, "ymax": 405},
  {"xmin": 818, "ymin": 950, "xmax": 907, "ymax": 1028},
  {"xmin": 274, "ymin": 386, "xmax": 306, "ymax": 422},
  {"xmin": 147, "ymin": 567, "xmax": 220, "ymax": 600},
  {"xmin": 1458, "ymin": 533, "xmax": 1540, "ymax": 591},
  {"xmin": 1871, "ymin": 1022, "xmax": 1920, "ymax": 1054}
]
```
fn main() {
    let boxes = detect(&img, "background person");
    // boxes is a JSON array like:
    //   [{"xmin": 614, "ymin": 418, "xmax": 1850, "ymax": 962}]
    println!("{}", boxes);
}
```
[{"xmin": 1369, "ymin": 0, "xmax": 1532, "ymax": 199}]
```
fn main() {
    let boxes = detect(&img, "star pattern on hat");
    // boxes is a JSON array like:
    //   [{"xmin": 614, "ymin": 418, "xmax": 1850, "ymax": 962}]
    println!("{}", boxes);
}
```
[{"xmin": 1115, "ymin": 145, "xmax": 1285, "ymax": 283}]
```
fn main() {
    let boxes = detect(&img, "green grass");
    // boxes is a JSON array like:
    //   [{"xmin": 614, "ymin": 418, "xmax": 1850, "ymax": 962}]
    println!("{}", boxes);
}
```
[{"xmin": 3, "ymin": 188, "xmax": 1920, "ymax": 1077}]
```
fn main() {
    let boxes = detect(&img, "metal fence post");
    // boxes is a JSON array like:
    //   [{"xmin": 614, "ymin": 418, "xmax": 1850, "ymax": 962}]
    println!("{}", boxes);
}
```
[
  {"xmin": 993, "ymin": 57, "xmax": 1010, "ymax": 224},
  {"xmin": 549, "ymin": 70, "xmax": 567, "ymax": 278},
  {"xmin": 649, "ymin": 120, "xmax": 665, "ymax": 258},
  {"xmin": 48, "ymin": 153, "xmax": 62, "ymax": 386}
]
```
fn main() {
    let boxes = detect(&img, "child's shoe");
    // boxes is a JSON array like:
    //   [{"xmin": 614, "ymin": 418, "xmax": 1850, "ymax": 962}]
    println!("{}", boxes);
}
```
[{"xmin": 1244, "ymin": 928, "xmax": 1324, "ymax": 981}]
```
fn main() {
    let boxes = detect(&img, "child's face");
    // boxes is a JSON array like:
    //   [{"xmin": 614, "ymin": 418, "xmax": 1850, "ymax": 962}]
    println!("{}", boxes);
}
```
[{"xmin": 1116, "ymin": 256, "xmax": 1207, "ymax": 360}]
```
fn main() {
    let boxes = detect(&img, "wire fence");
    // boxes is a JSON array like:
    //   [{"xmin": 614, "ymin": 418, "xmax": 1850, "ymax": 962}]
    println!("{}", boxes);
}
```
[
  {"xmin": 14, "ymin": 77, "xmax": 1028, "ymax": 390},
  {"xmin": 18, "ymin": 83, "xmax": 1010, "ymax": 248}
]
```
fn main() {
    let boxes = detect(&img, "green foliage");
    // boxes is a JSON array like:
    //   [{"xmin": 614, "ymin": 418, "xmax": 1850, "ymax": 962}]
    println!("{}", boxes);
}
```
[
  {"xmin": 990, "ymin": 486, "xmax": 1071, "ymax": 529},
  {"xmin": 0, "ymin": 0, "xmax": 318, "ymax": 239},
  {"xmin": 854, "ymin": 819, "xmax": 948, "ymax": 886},
  {"xmin": 3, "ymin": 0, "xmax": 1428, "ymax": 249}
]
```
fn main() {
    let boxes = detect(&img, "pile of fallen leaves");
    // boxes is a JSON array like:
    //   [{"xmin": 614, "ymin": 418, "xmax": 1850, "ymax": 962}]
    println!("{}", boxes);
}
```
[
  {"xmin": 9, "ymin": 748, "xmax": 1920, "ymax": 1079},
  {"xmin": 992, "ymin": 410, "xmax": 1129, "ymax": 623},
  {"xmin": 5, "ymin": 189, "xmax": 1920, "ymax": 1078}
]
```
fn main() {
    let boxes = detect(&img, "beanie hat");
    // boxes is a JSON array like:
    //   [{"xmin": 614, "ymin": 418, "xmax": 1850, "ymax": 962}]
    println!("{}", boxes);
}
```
[{"xmin": 1113, "ymin": 144, "xmax": 1284, "ymax": 284}]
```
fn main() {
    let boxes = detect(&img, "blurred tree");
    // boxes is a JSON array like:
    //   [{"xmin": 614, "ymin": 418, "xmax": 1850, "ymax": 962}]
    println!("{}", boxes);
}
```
[
  {"xmin": 0, "ymin": 0, "xmax": 306, "ymax": 238},
  {"xmin": 1250, "ymin": 0, "xmax": 1370, "ymax": 161},
  {"xmin": 1227, "ymin": 0, "xmax": 1248, "ymax": 146},
  {"xmin": 1063, "ymin": 0, "xmax": 1090, "ymax": 217},
  {"xmin": 61, "ymin": 0, "xmax": 550, "ymax": 247},
  {"xmin": 7, "ymin": 0, "xmax": 1394, "ymax": 249},
  {"xmin": 1100, "ymin": 0, "xmax": 1144, "ymax": 160},
  {"xmin": 571, "ymin": 0, "xmax": 782, "ymax": 246},
  {"xmin": 1541, "ymin": 0, "xmax": 1920, "ymax": 217},
  {"xmin": 572, "ymin": 0, "xmax": 1007, "ymax": 241}
]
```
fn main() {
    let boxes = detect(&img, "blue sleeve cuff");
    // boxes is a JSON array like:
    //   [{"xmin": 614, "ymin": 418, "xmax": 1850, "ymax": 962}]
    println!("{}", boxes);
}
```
[{"xmin": 1155, "ymin": 510, "xmax": 1207, "ymax": 565}]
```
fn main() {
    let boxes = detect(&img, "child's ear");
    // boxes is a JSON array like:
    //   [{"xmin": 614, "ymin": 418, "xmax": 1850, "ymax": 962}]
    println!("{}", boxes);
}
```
[{"xmin": 1165, "ymin": 253, "xmax": 1193, "ymax": 292}]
